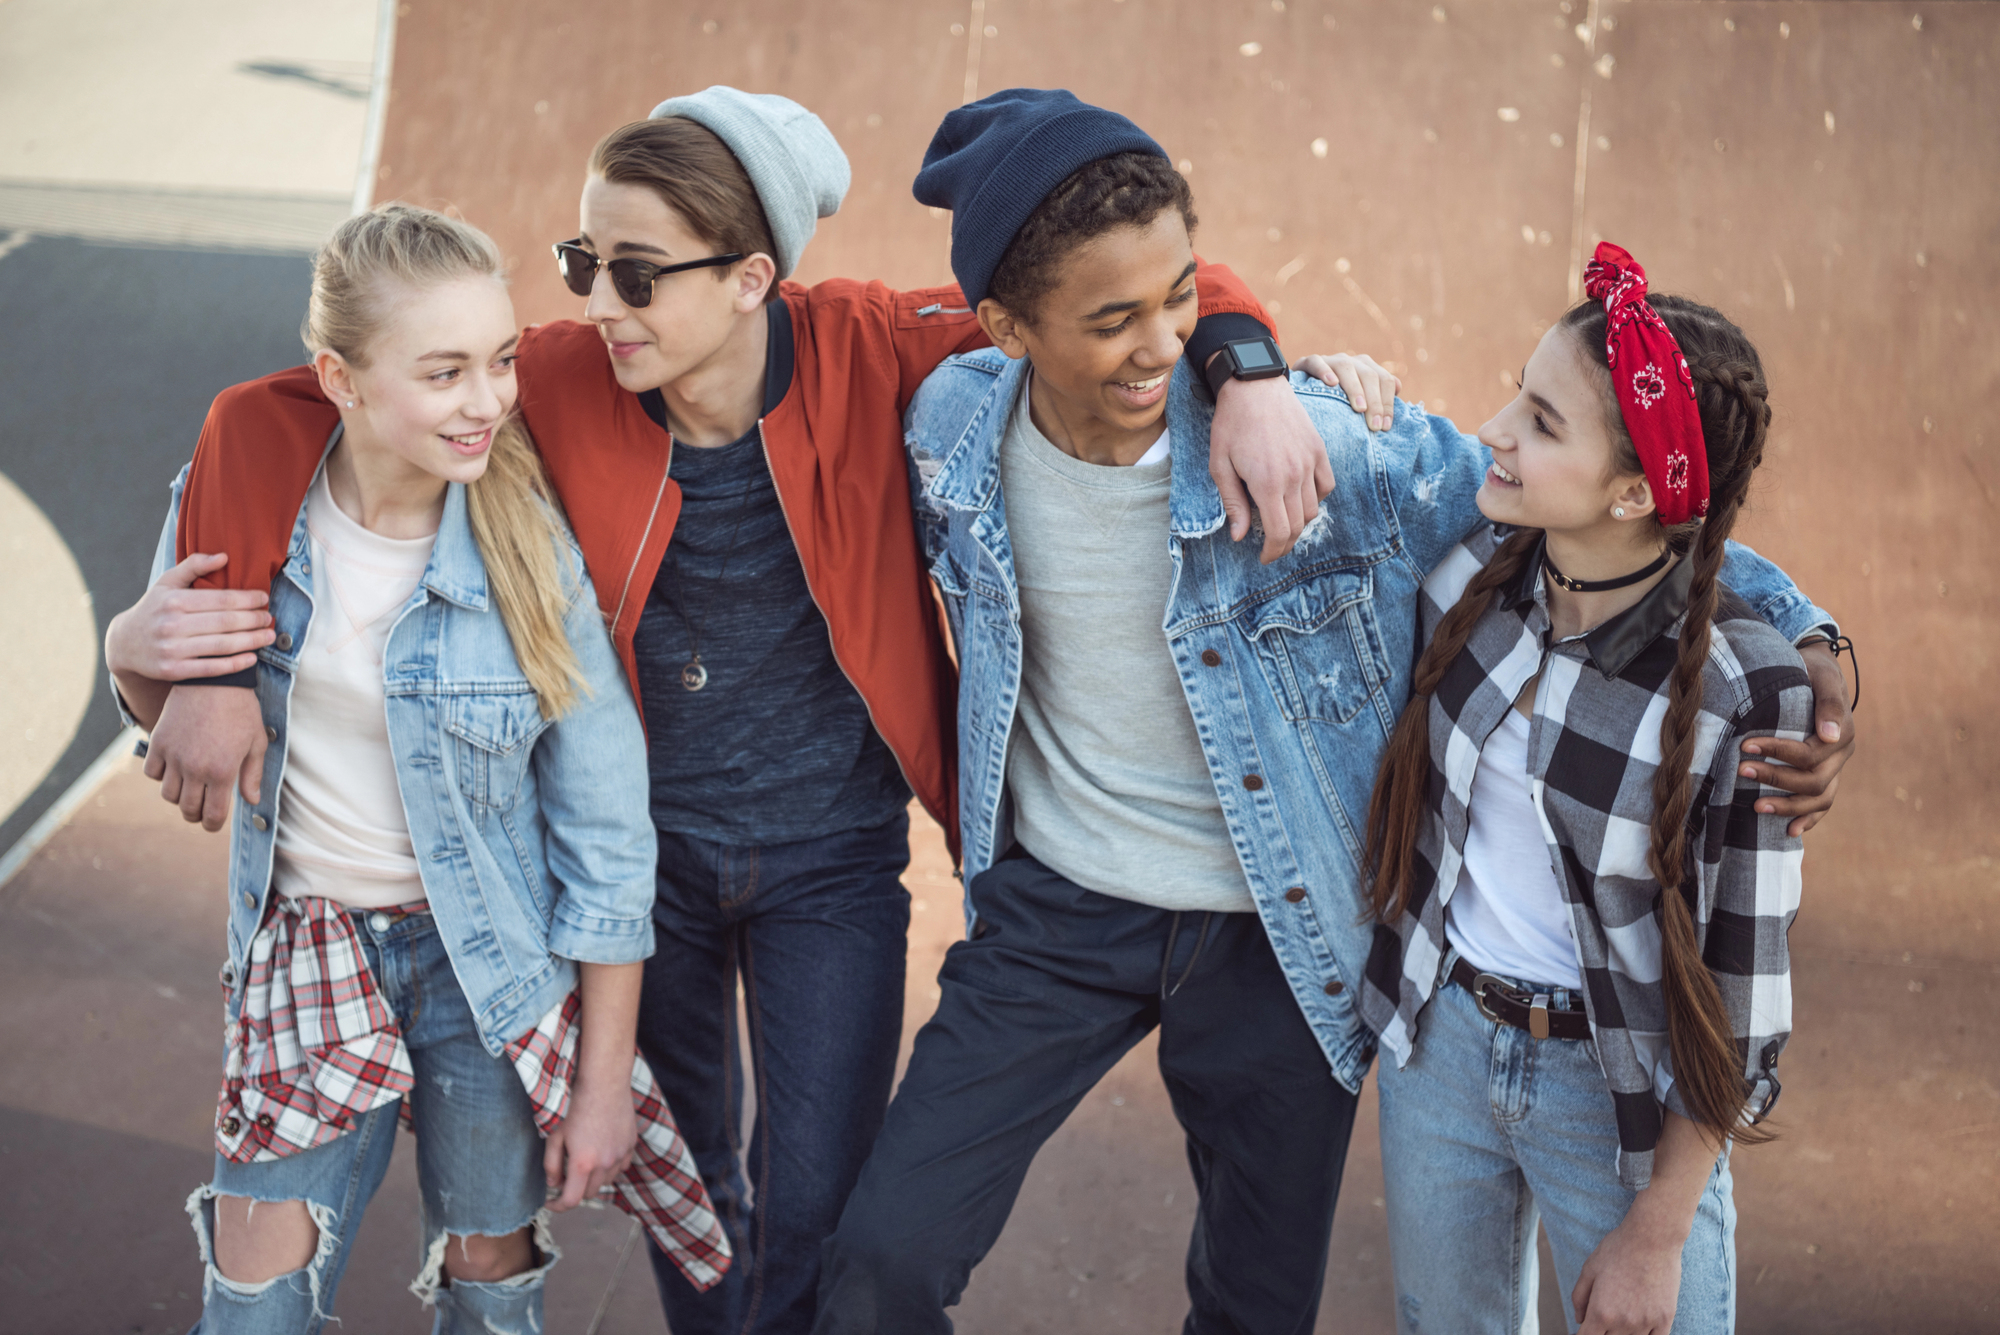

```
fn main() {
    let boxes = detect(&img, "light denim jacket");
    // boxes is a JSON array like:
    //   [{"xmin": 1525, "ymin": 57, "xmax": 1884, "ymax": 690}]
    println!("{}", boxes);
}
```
[
  {"xmin": 129, "ymin": 440, "xmax": 656, "ymax": 1054},
  {"xmin": 906, "ymin": 350, "xmax": 1835, "ymax": 1093}
]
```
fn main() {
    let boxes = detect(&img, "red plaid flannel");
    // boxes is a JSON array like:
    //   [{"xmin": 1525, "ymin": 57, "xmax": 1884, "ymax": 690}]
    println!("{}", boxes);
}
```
[
  {"xmin": 504, "ymin": 991, "xmax": 731, "ymax": 1288},
  {"xmin": 215, "ymin": 895, "xmax": 731, "ymax": 1290}
]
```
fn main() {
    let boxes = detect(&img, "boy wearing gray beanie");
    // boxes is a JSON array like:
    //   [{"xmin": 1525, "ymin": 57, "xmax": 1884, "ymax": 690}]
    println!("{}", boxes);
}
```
[{"xmin": 646, "ymin": 86, "xmax": 849, "ymax": 283}]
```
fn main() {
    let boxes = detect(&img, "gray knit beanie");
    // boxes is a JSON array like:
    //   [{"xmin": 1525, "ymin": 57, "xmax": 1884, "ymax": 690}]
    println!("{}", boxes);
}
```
[{"xmin": 648, "ymin": 86, "xmax": 850, "ymax": 280}]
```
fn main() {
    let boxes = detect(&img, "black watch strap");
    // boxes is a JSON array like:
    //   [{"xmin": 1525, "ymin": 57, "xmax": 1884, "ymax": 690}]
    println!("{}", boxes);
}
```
[
  {"xmin": 178, "ymin": 665, "xmax": 260, "ymax": 690},
  {"xmin": 1202, "ymin": 336, "xmax": 1287, "ymax": 401}
]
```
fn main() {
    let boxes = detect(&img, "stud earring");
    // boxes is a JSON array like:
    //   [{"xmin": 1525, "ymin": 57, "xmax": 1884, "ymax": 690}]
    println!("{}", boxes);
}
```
[
  {"xmin": 345, "ymin": 400, "xmax": 356, "ymax": 408},
  {"xmin": 1613, "ymin": 506, "xmax": 1627, "ymax": 518}
]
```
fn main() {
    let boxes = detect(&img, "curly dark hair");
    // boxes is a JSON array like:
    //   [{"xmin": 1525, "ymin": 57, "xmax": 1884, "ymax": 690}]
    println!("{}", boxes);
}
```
[{"xmin": 986, "ymin": 151, "xmax": 1197, "ymax": 319}]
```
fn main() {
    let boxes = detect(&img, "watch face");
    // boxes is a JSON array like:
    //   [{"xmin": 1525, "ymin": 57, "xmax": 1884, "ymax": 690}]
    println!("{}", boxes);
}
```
[{"xmin": 1232, "ymin": 340, "xmax": 1280, "ymax": 370}]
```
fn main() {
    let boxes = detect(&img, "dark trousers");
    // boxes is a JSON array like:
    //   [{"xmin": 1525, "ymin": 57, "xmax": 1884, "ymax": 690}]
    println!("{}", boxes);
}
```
[
  {"xmin": 638, "ymin": 812, "xmax": 912, "ymax": 1335},
  {"xmin": 814, "ymin": 852, "xmax": 1359, "ymax": 1335}
]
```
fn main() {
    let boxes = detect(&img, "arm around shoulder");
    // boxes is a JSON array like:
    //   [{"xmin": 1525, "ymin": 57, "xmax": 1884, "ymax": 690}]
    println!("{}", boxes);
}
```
[
  {"xmin": 1717, "ymin": 538, "xmax": 1838, "ymax": 645},
  {"xmin": 1373, "ymin": 403, "xmax": 1494, "ymax": 580},
  {"xmin": 1718, "ymin": 542, "xmax": 1855, "ymax": 834}
]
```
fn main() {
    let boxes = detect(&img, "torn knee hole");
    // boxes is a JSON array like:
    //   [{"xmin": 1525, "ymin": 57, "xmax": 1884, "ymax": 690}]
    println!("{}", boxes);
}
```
[
  {"xmin": 413, "ymin": 1213, "xmax": 559, "ymax": 1305},
  {"xmin": 435, "ymin": 1227, "xmax": 533, "ymax": 1283},
  {"xmin": 209, "ymin": 1194, "xmax": 324, "ymax": 1284},
  {"xmin": 187, "ymin": 1185, "xmax": 339, "ymax": 1317}
]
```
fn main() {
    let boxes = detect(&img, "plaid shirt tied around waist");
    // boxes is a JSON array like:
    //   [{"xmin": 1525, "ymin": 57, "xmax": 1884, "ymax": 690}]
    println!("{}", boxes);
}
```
[
  {"xmin": 1359, "ymin": 528, "xmax": 1812, "ymax": 1189},
  {"xmin": 214, "ymin": 894, "xmax": 731, "ymax": 1290}
]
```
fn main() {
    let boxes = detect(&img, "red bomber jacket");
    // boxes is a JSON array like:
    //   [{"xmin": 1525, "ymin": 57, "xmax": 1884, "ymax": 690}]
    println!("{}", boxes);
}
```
[{"xmin": 173, "ymin": 268, "xmax": 1273, "ymax": 861}]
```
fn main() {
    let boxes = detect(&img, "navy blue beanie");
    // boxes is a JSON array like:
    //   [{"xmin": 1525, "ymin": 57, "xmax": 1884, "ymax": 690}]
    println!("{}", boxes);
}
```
[{"xmin": 913, "ymin": 88, "xmax": 1166, "ymax": 307}]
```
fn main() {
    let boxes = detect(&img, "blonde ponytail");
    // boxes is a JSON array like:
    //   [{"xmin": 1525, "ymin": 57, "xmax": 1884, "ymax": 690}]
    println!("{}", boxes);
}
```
[
  {"xmin": 465, "ymin": 420, "xmax": 585, "ymax": 718},
  {"xmin": 304, "ymin": 203, "xmax": 586, "ymax": 718}
]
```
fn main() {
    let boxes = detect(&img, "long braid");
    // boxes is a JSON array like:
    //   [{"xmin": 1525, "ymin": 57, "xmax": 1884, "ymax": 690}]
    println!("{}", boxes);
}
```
[
  {"xmin": 1645, "ymin": 351, "xmax": 1777, "ymax": 1144},
  {"xmin": 1365, "ymin": 527, "xmax": 1540, "ymax": 922},
  {"xmin": 1546, "ymin": 289, "xmax": 1782, "ymax": 1147},
  {"xmin": 1648, "ymin": 356, "xmax": 1770, "ymax": 895}
]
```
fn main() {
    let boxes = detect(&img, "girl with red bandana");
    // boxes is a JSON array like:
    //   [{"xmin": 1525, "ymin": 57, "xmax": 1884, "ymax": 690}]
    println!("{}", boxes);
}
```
[{"xmin": 1360, "ymin": 247, "xmax": 1820, "ymax": 1334}]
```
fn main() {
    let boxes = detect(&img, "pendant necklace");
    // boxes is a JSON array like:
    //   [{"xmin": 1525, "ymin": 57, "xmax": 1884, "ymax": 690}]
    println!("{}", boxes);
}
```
[{"xmin": 665, "ymin": 453, "xmax": 762, "ymax": 692}]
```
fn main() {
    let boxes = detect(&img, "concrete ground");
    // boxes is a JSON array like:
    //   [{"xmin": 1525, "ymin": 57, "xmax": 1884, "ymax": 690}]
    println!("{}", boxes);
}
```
[
  {"xmin": 0, "ymin": 0, "xmax": 372, "ymax": 858},
  {"xmin": 2, "ymin": 0, "xmax": 1996, "ymax": 1332}
]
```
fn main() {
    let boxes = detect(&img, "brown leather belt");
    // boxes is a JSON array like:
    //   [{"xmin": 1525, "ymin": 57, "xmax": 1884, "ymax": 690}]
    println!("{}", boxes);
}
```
[{"xmin": 1450, "ymin": 957, "xmax": 1591, "ymax": 1041}]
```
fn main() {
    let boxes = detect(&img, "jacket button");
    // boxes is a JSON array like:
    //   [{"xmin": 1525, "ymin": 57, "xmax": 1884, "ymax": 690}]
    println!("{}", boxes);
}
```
[
  {"xmin": 256, "ymin": 1113, "xmax": 275, "ymax": 1129},
  {"xmin": 275, "ymin": 632, "xmax": 293, "ymax": 650},
  {"xmin": 242, "ymin": 891, "xmax": 256, "ymax": 909},
  {"xmin": 1284, "ymin": 886, "xmax": 1306, "ymax": 903},
  {"xmin": 266, "ymin": 726, "xmax": 278, "ymax": 742},
  {"xmin": 250, "ymin": 814, "xmax": 269, "ymax": 831},
  {"xmin": 1200, "ymin": 649, "xmax": 1222, "ymax": 667},
  {"xmin": 1323, "ymin": 979, "xmax": 1345, "ymax": 996},
  {"xmin": 221, "ymin": 1117, "xmax": 241, "ymax": 1137},
  {"xmin": 1242, "ymin": 774, "xmax": 1264, "ymax": 791}
]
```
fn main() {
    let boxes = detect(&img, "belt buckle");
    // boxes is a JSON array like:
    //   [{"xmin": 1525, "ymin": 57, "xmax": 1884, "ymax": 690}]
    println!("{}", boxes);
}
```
[
  {"xmin": 1470, "ymin": 972, "xmax": 1553, "ymax": 1038},
  {"xmin": 1469, "ymin": 971, "xmax": 1517, "ymax": 1027}
]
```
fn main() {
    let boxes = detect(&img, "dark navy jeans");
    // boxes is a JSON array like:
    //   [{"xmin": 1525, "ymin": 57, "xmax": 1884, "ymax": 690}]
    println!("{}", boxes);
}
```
[
  {"xmin": 638, "ymin": 811, "xmax": 912, "ymax": 1335},
  {"xmin": 815, "ymin": 851, "xmax": 1360, "ymax": 1335}
]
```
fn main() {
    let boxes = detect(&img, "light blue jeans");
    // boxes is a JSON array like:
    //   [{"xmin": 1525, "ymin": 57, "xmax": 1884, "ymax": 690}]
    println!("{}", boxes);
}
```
[
  {"xmin": 1376, "ymin": 962, "xmax": 1736, "ymax": 1335},
  {"xmin": 186, "ymin": 906, "xmax": 557, "ymax": 1334}
]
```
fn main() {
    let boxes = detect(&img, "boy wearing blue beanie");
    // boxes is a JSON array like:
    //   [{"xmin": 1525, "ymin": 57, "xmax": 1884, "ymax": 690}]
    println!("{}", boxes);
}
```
[
  {"xmin": 813, "ymin": 90, "xmax": 1844, "ymax": 1333},
  {"xmin": 808, "ymin": 91, "xmax": 1398, "ymax": 1334}
]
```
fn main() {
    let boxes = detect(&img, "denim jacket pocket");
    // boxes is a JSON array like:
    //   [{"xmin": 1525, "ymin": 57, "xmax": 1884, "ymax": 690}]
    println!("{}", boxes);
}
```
[
  {"xmin": 1236, "ymin": 568, "xmax": 1386, "ymax": 725},
  {"xmin": 927, "ymin": 546, "xmax": 969, "ymax": 633},
  {"xmin": 447, "ymin": 690, "xmax": 550, "ymax": 816},
  {"xmin": 929, "ymin": 549, "xmax": 971, "ymax": 603}
]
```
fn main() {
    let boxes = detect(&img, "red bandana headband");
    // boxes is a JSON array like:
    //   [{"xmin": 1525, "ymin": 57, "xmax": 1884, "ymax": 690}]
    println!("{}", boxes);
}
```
[{"xmin": 1582, "ymin": 242, "xmax": 1709, "ymax": 525}]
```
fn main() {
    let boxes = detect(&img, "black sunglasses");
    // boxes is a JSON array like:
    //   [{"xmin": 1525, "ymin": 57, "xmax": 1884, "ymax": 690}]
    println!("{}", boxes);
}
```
[{"xmin": 551, "ymin": 239, "xmax": 744, "ymax": 308}]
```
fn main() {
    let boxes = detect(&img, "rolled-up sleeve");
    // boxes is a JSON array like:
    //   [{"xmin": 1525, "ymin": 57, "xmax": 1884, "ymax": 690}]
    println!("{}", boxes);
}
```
[{"xmin": 532, "ymin": 556, "xmax": 657, "ymax": 965}]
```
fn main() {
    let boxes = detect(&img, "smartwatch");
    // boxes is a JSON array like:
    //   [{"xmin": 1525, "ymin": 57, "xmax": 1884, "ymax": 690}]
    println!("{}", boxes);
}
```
[{"xmin": 1202, "ymin": 335, "xmax": 1288, "ymax": 401}]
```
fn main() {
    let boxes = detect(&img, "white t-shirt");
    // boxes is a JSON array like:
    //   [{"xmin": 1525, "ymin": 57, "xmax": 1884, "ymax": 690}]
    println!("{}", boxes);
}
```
[
  {"xmin": 1444, "ymin": 706, "xmax": 1583, "ymax": 989},
  {"xmin": 998, "ymin": 388, "xmax": 1254, "ymax": 914},
  {"xmin": 269, "ymin": 472, "xmax": 438, "ymax": 910}
]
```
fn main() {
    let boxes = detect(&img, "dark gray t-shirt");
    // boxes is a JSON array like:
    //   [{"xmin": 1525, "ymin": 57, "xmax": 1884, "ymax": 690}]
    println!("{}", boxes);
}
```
[{"xmin": 631, "ymin": 323, "xmax": 908, "ymax": 846}]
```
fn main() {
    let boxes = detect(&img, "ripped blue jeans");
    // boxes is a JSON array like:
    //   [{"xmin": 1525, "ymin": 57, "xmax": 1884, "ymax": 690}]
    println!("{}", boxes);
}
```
[{"xmin": 187, "ymin": 906, "xmax": 558, "ymax": 1334}]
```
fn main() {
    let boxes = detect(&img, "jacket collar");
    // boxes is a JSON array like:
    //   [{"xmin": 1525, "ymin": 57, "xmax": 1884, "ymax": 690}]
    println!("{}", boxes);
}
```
[
  {"xmin": 927, "ymin": 353, "xmax": 1227, "ymax": 538},
  {"xmin": 927, "ymin": 350, "xmax": 1026, "ymax": 513},
  {"xmin": 1162, "ymin": 361, "xmax": 1228, "ymax": 540},
  {"xmin": 1505, "ymin": 533, "xmax": 1692, "ymax": 678},
  {"xmin": 421, "ymin": 484, "xmax": 488, "ymax": 610},
  {"xmin": 294, "ymin": 424, "xmax": 488, "ymax": 611}
]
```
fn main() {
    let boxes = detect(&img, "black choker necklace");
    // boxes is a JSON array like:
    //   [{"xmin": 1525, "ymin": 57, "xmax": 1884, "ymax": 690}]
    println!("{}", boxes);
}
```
[{"xmin": 1543, "ymin": 548, "xmax": 1673, "ymax": 593}]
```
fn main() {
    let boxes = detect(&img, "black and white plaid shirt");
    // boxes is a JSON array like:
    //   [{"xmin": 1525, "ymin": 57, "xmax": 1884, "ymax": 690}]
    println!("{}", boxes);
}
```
[{"xmin": 1360, "ymin": 527, "xmax": 1813, "ymax": 1188}]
